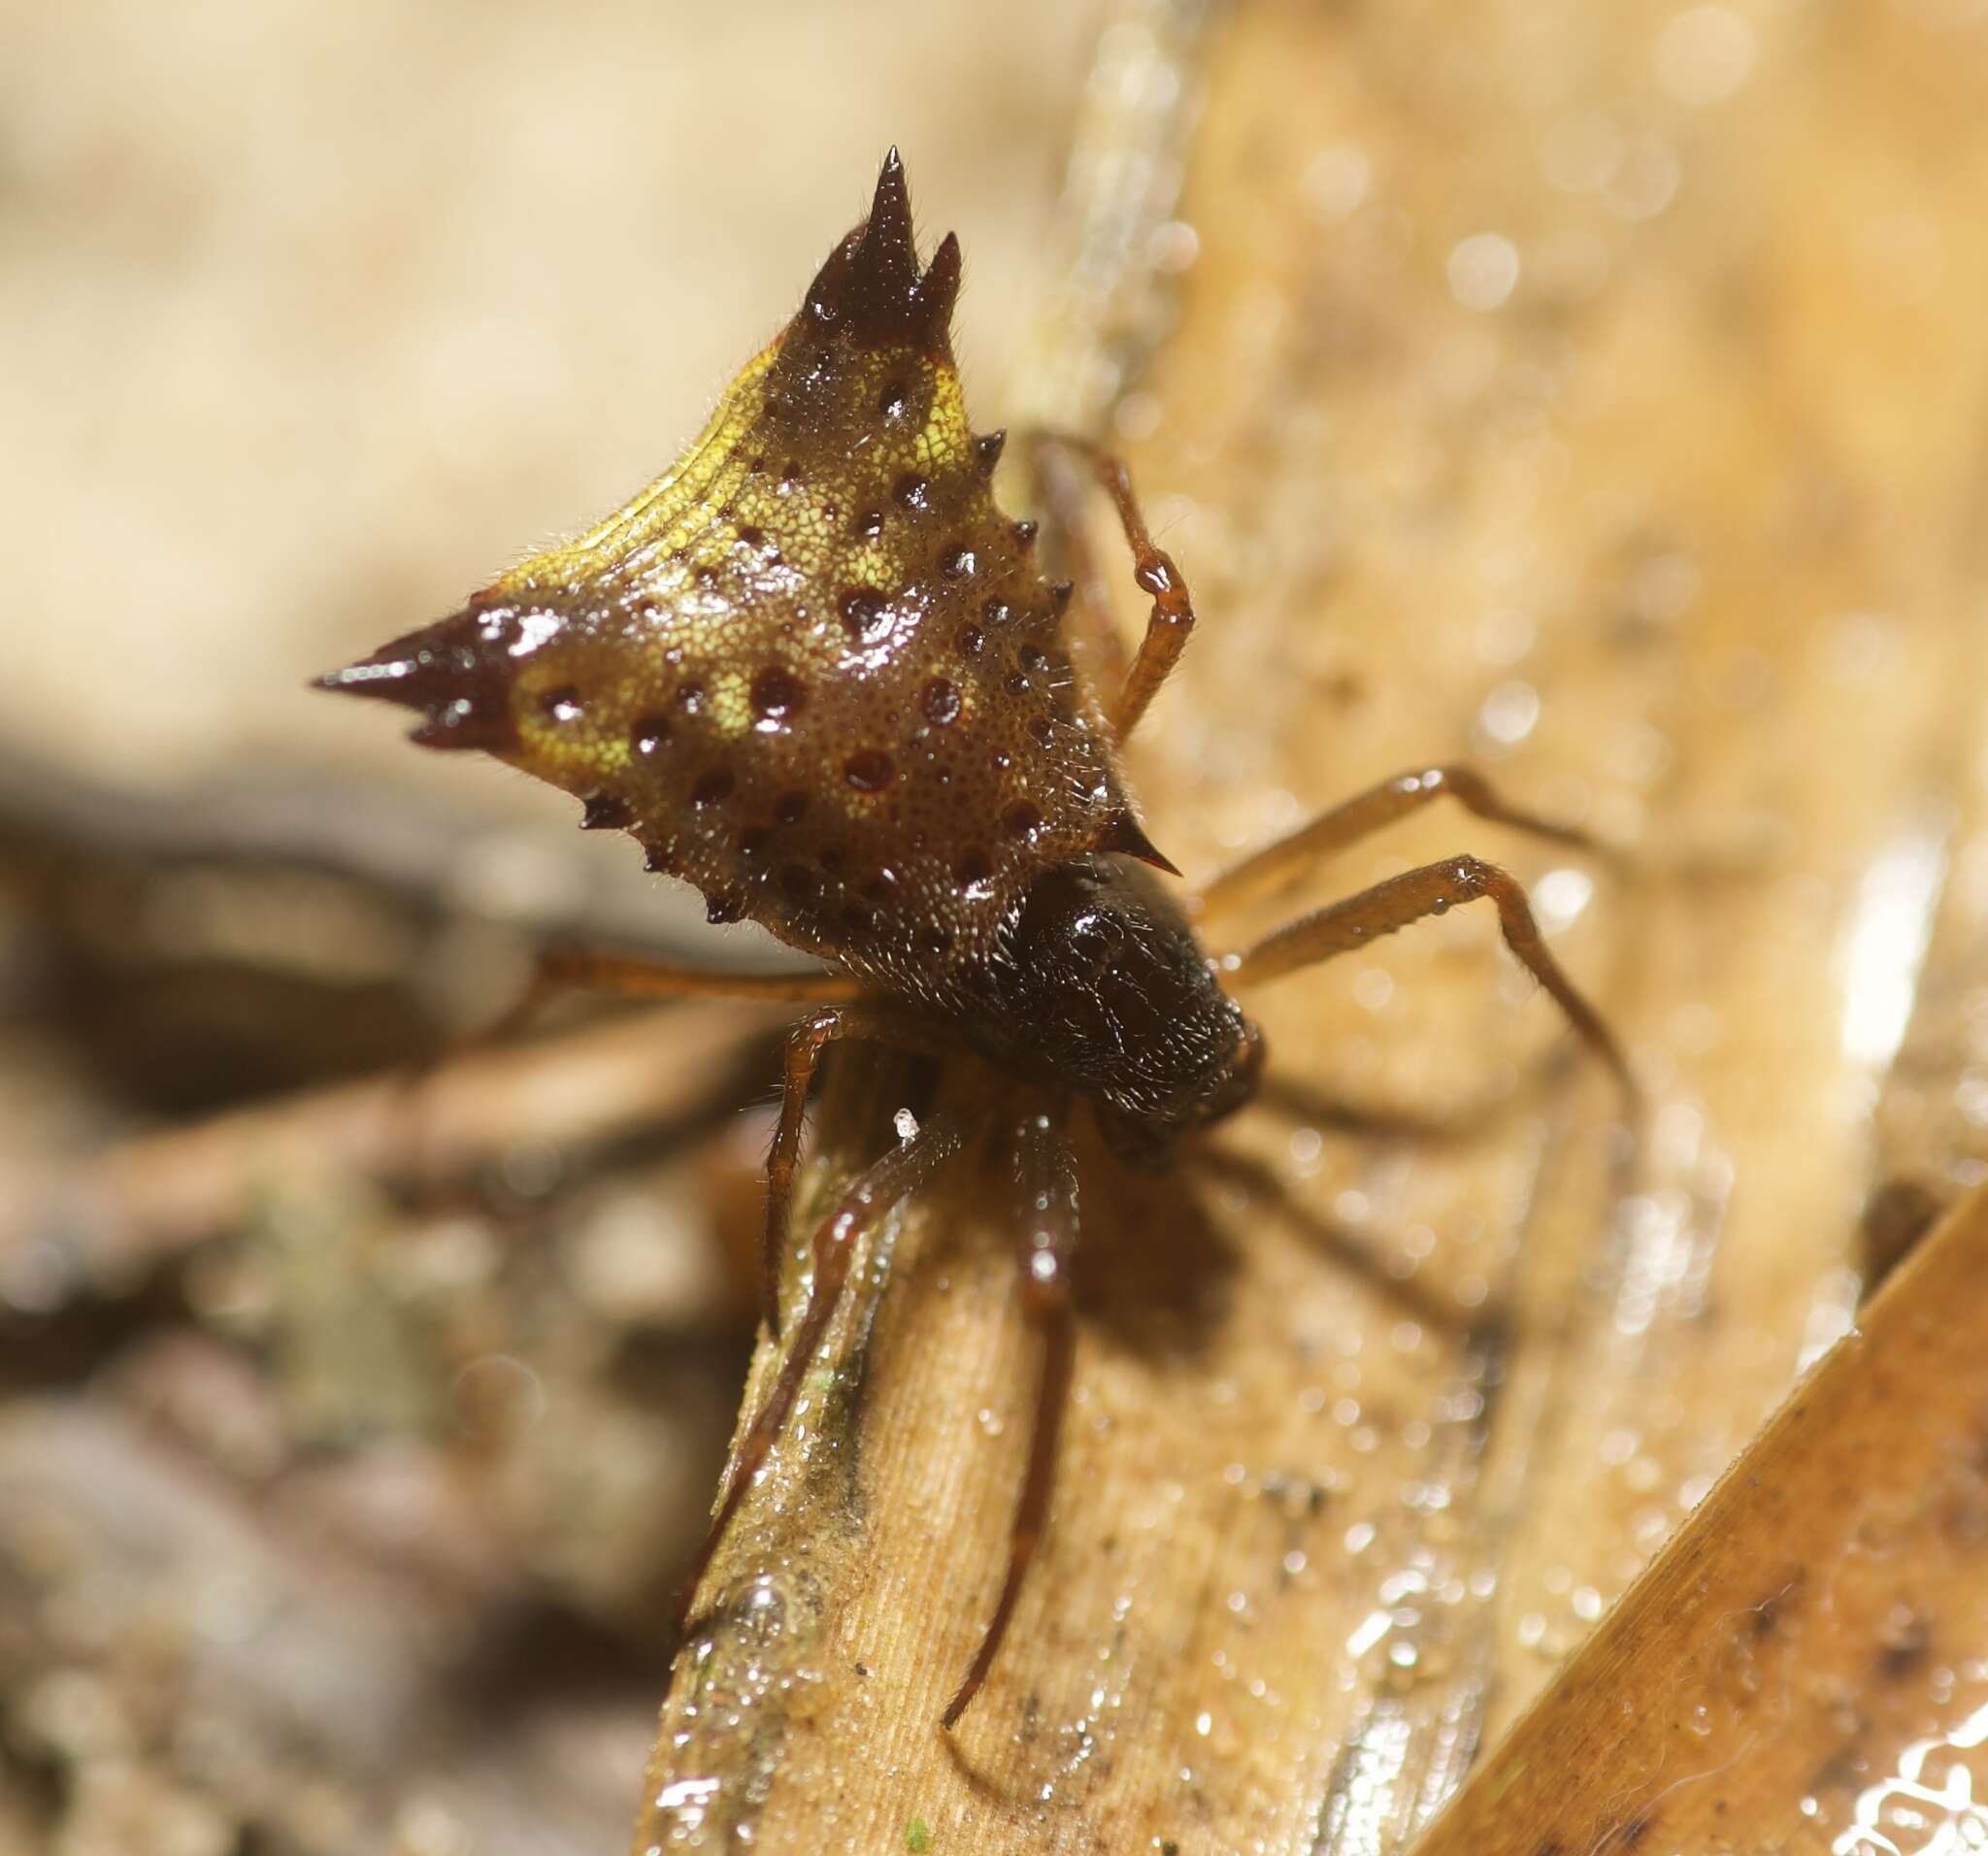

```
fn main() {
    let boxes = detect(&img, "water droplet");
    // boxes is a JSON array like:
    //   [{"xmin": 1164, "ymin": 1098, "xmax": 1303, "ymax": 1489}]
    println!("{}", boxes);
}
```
[
  {"xmin": 1654, "ymin": 6, "xmax": 1758, "ymax": 107},
  {"xmin": 1447, "ymin": 233, "xmax": 1521, "ymax": 311},
  {"xmin": 1476, "ymin": 679, "xmax": 1541, "ymax": 746},
  {"xmin": 1304, "ymin": 144, "xmax": 1372, "ymax": 220}
]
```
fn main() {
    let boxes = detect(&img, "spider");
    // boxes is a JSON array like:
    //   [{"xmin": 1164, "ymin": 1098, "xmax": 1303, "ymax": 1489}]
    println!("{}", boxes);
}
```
[{"xmin": 319, "ymin": 149, "xmax": 1630, "ymax": 1728}]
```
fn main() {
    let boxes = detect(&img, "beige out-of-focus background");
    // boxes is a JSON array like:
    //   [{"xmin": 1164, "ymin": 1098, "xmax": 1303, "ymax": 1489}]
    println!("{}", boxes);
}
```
[
  {"xmin": 0, "ymin": 6, "xmax": 1099, "ymax": 1852},
  {"xmin": 1, "ymin": 0, "xmax": 1090, "ymax": 785}
]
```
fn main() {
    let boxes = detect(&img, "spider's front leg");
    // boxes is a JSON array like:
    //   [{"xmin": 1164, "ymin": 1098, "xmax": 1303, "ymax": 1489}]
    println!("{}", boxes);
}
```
[
  {"xmin": 1229, "ymin": 854, "xmax": 1636, "ymax": 1110},
  {"xmin": 1025, "ymin": 431, "xmax": 1195, "ymax": 743}
]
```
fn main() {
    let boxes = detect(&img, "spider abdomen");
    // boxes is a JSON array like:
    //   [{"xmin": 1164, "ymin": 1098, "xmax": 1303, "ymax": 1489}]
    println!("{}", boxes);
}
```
[{"xmin": 325, "ymin": 151, "xmax": 1166, "ymax": 1010}]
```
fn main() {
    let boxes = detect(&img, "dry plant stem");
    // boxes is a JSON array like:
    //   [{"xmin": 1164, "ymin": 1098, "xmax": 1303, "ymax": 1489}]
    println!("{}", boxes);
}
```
[
  {"xmin": 1416, "ymin": 1177, "xmax": 1988, "ymax": 1854},
  {"xmin": 675, "ymin": 1107, "xmax": 975, "ymax": 1633},
  {"xmin": 386, "ymin": 950, "xmax": 853, "ymax": 1193},
  {"xmin": 1231, "ymin": 854, "xmax": 1636, "ymax": 1109},
  {"xmin": 638, "ymin": 0, "xmax": 1988, "ymax": 1843},
  {"xmin": 31, "ymin": 1005, "xmax": 771, "ymax": 1280},
  {"xmin": 447, "ymin": 946, "xmax": 878, "ymax": 1337},
  {"xmin": 942, "ymin": 1104, "xmax": 1078, "ymax": 1729},
  {"xmin": 1193, "ymin": 764, "xmax": 1609, "ymax": 925},
  {"xmin": 489, "ymin": 946, "xmax": 859, "ymax": 1044}
]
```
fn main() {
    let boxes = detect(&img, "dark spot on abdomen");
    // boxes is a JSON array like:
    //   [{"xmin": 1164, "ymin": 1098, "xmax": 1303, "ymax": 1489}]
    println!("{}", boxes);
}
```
[
  {"xmin": 750, "ymin": 666, "xmax": 805, "ymax": 724},
  {"xmin": 1877, "ymin": 1605, "xmax": 1932, "ymax": 1676},
  {"xmin": 691, "ymin": 769, "xmax": 735, "ymax": 809},
  {"xmin": 845, "ymin": 750, "xmax": 895, "ymax": 792},
  {"xmin": 841, "ymin": 587, "xmax": 890, "ymax": 642}
]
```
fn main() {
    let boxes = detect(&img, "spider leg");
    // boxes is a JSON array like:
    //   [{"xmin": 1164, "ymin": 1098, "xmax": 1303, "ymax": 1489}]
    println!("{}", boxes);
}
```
[
  {"xmin": 1026, "ymin": 430, "xmax": 1194, "ymax": 743},
  {"xmin": 1229, "ymin": 854, "xmax": 1636, "ymax": 1111},
  {"xmin": 942, "ymin": 1101, "xmax": 1078, "ymax": 1728},
  {"xmin": 761, "ymin": 1005, "xmax": 953, "ymax": 1338},
  {"xmin": 481, "ymin": 943, "xmax": 860, "ymax": 1046},
  {"xmin": 1195, "ymin": 764, "xmax": 1611, "ymax": 926},
  {"xmin": 675, "ymin": 1105, "xmax": 975, "ymax": 1635},
  {"xmin": 1024, "ymin": 432, "xmax": 1131, "ymax": 691},
  {"xmin": 382, "ymin": 942, "xmax": 861, "ymax": 1198}
]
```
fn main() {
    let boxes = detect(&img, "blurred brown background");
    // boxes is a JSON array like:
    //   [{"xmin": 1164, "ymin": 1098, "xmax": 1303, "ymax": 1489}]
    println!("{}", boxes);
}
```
[{"xmin": 0, "ymin": 5, "xmax": 1096, "ymax": 1851}]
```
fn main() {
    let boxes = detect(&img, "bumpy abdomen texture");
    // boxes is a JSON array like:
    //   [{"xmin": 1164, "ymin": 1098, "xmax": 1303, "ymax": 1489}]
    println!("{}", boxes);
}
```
[
  {"xmin": 329, "ymin": 158, "xmax": 1135, "ymax": 1003},
  {"xmin": 487, "ymin": 331, "xmax": 1119, "ymax": 986}
]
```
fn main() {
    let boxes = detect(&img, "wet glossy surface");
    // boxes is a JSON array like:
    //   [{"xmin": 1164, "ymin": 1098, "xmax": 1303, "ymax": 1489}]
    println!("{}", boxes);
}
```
[
  {"xmin": 628, "ymin": 0, "xmax": 1988, "ymax": 1848},
  {"xmin": 1420, "ymin": 1179, "xmax": 1988, "ymax": 1855}
]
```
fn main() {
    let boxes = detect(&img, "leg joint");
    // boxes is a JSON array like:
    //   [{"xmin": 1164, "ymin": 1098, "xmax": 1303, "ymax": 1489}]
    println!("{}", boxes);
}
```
[{"xmin": 785, "ymin": 1007, "xmax": 846, "ymax": 1056}]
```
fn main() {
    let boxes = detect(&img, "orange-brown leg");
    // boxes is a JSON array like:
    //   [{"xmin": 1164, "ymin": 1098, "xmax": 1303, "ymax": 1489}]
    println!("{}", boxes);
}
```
[
  {"xmin": 1196, "ymin": 765, "xmax": 1609, "ymax": 926},
  {"xmin": 389, "ymin": 945, "xmax": 862, "ymax": 1200},
  {"xmin": 1230, "ymin": 854, "xmax": 1636, "ymax": 1110},
  {"xmin": 675, "ymin": 1106, "xmax": 975, "ymax": 1633},
  {"xmin": 1028, "ymin": 431, "xmax": 1195, "ymax": 742},
  {"xmin": 481, "ymin": 944, "xmax": 860, "ymax": 1045},
  {"xmin": 943, "ymin": 1103, "xmax": 1078, "ymax": 1728},
  {"xmin": 761, "ymin": 1004, "xmax": 952, "ymax": 1338},
  {"xmin": 1025, "ymin": 433, "xmax": 1131, "ymax": 693},
  {"xmin": 385, "ymin": 946, "xmax": 851, "ymax": 1174}
]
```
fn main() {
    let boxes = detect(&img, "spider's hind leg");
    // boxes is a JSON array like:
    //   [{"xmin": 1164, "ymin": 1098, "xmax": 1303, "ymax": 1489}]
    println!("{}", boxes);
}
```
[
  {"xmin": 481, "ymin": 943, "xmax": 861, "ymax": 1040},
  {"xmin": 1025, "ymin": 432, "xmax": 1130, "ymax": 693},
  {"xmin": 760, "ymin": 1005, "xmax": 954, "ymax": 1338},
  {"xmin": 943, "ymin": 1100, "xmax": 1079, "ymax": 1728},
  {"xmin": 675, "ymin": 1105, "xmax": 977, "ymax": 1638}
]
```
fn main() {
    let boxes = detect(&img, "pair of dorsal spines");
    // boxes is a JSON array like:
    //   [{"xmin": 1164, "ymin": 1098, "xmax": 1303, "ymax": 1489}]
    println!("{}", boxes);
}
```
[{"xmin": 801, "ymin": 149, "xmax": 962, "ymax": 356}]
